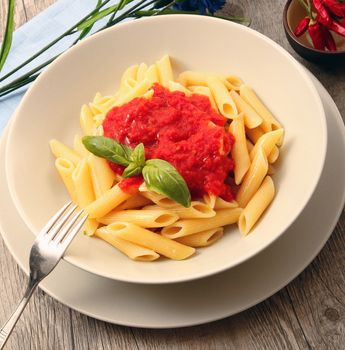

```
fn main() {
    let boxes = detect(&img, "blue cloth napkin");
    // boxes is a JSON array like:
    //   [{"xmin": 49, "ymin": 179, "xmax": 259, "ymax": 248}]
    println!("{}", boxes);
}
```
[{"xmin": 0, "ymin": 0, "xmax": 123, "ymax": 135}]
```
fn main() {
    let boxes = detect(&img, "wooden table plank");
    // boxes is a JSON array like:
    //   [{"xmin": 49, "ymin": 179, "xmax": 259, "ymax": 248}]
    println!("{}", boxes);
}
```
[{"xmin": 1, "ymin": 1, "xmax": 344, "ymax": 349}]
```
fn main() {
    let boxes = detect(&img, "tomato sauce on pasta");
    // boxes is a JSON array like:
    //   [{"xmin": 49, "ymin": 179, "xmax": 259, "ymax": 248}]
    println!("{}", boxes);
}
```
[{"xmin": 103, "ymin": 84, "xmax": 235, "ymax": 200}]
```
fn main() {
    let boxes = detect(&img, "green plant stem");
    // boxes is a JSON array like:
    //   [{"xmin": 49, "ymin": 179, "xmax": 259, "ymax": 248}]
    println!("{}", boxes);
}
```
[
  {"xmin": 0, "ymin": 0, "xmax": 15, "ymax": 71},
  {"xmin": 297, "ymin": 0, "xmax": 310, "ymax": 13},
  {"xmin": 0, "ymin": 73, "xmax": 39, "ymax": 98},
  {"xmin": 107, "ymin": 0, "xmax": 129, "ymax": 25},
  {"xmin": 103, "ymin": 0, "xmax": 158, "ymax": 28},
  {"xmin": 0, "ymin": 0, "xmax": 112, "ymax": 84},
  {"xmin": 0, "ymin": 54, "xmax": 59, "ymax": 95},
  {"xmin": 136, "ymin": 0, "xmax": 178, "ymax": 16}
]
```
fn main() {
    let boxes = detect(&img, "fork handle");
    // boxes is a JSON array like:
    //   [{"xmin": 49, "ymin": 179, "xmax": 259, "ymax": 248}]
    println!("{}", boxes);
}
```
[{"xmin": 0, "ymin": 277, "xmax": 39, "ymax": 349}]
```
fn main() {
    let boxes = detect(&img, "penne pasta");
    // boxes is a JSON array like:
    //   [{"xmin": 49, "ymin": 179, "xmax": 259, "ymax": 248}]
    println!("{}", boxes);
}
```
[
  {"xmin": 203, "ymin": 193, "xmax": 217, "ymax": 209},
  {"xmin": 145, "ymin": 64, "xmax": 159, "ymax": 85},
  {"xmin": 168, "ymin": 81, "xmax": 191, "ymax": 96},
  {"xmin": 223, "ymin": 75, "xmax": 243, "ymax": 91},
  {"xmin": 72, "ymin": 158, "xmax": 98, "ymax": 235},
  {"xmin": 246, "ymin": 127, "xmax": 280, "ymax": 163},
  {"xmin": 236, "ymin": 147, "xmax": 268, "ymax": 208},
  {"xmin": 116, "ymin": 79, "xmax": 151, "ymax": 106},
  {"xmin": 143, "ymin": 201, "xmax": 216, "ymax": 219},
  {"xmin": 95, "ymin": 226, "xmax": 160, "ymax": 261},
  {"xmin": 87, "ymin": 154, "xmax": 116, "ymax": 198},
  {"xmin": 98, "ymin": 209, "xmax": 179, "ymax": 228},
  {"xmin": 207, "ymin": 77, "xmax": 237, "ymax": 119},
  {"xmin": 161, "ymin": 208, "xmax": 242, "ymax": 239},
  {"xmin": 178, "ymin": 71, "xmax": 210, "ymax": 86},
  {"xmin": 238, "ymin": 176, "xmax": 275, "ymax": 235},
  {"xmin": 84, "ymin": 219, "xmax": 100, "ymax": 237},
  {"xmin": 80, "ymin": 104, "xmax": 96, "ymax": 135},
  {"xmin": 49, "ymin": 139, "xmax": 81, "ymax": 166},
  {"xmin": 90, "ymin": 94, "xmax": 117, "ymax": 114},
  {"xmin": 112, "ymin": 222, "xmax": 195, "ymax": 260},
  {"xmin": 246, "ymin": 139, "xmax": 254, "ymax": 153},
  {"xmin": 250, "ymin": 129, "xmax": 284, "ymax": 161},
  {"xmin": 176, "ymin": 227, "xmax": 224, "ymax": 247},
  {"xmin": 115, "ymin": 194, "xmax": 152, "ymax": 210},
  {"xmin": 229, "ymin": 113, "xmax": 251, "ymax": 185},
  {"xmin": 55, "ymin": 158, "xmax": 76, "ymax": 202},
  {"xmin": 85, "ymin": 183, "xmax": 133, "ymax": 219},
  {"xmin": 73, "ymin": 135, "xmax": 89, "ymax": 157},
  {"xmin": 240, "ymin": 85, "xmax": 282, "ymax": 132},
  {"xmin": 120, "ymin": 64, "xmax": 139, "ymax": 87},
  {"xmin": 214, "ymin": 198, "xmax": 238, "ymax": 210},
  {"xmin": 139, "ymin": 183, "xmax": 178, "ymax": 208},
  {"xmin": 72, "ymin": 158, "xmax": 95, "ymax": 207},
  {"xmin": 156, "ymin": 55, "xmax": 174, "ymax": 87},
  {"xmin": 229, "ymin": 90, "xmax": 262, "ymax": 129},
  {"xmin": 137, "ymin": 63, "xmax": 148, "ymax": 82}
]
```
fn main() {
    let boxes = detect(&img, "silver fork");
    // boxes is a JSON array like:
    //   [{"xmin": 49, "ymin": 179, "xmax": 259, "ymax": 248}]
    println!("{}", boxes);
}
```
[{"xmin": 0, "ymin": 202, "xmax": 88, "ymax": 349}]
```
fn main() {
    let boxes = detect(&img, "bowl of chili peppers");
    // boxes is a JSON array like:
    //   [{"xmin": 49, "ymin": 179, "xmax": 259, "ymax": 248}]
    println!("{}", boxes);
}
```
[{"xmin": 283, "ymin": 0, "xmax": 345, "ymax": 63}]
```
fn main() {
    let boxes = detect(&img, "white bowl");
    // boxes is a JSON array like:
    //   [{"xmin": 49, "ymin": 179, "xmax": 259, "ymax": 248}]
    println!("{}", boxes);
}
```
[{"xmin": 5, "ymin": 15, "xmax": 327, "ymax": 284}]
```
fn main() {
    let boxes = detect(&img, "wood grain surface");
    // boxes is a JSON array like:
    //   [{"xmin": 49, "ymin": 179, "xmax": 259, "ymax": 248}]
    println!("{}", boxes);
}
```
[{"xmin": 1, "ymin": 1, "xmax": 345, "ymax": 349}]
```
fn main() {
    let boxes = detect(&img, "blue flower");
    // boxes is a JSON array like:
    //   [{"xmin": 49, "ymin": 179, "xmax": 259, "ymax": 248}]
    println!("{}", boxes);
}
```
[{"xmin": 174, "ymin": 0, "xmax": 226, "ymax": 14}]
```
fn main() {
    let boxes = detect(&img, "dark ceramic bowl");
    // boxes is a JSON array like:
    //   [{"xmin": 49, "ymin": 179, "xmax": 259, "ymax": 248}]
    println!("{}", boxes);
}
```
[{"xmin": 283, "ymin": 0, "xmax": 345, "ymax": 64}]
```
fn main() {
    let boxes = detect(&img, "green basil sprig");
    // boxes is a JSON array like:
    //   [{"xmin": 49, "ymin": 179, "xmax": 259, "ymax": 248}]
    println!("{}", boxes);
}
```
[{"xmin": 82, "ymin": 136, "xmax": 191, "ymax": 207}]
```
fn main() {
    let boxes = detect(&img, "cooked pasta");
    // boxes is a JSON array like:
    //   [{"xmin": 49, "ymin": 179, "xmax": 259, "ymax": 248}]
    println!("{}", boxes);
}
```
[
  {"xmin": 49, "ymin": 55, "xmax": 284, "ymax": 262},
  {"xmin": 49, "ymin": 139, "xmax": 81, "ymax": 165},
  {"xmin": 176, "ymin": 227, "xmax": 224, "ymax": 247},
  {"xmin": 55, "ymin": 158, "xmax": 76, "ymax": 203},
  {"xmin": 229, "ymin": 113, "xmax": 251, "ymax": 185},
  {"xmin": 236, "ymin": 147, "xmax": 268, "ymax": 208},
  {"xmin": 161, "ymin": 208, "xmax": 242, "ymax": 239},
  {"xmin": 85, "ymin": 183, "xmax": 132, "ymax": 219},
  {"xmin": 95, "ymin": 226, "xmax": 160, "ymax": 261},
  {"xmin": 112, "ymin": 222, "xmax": 195, "ymax": 260},
  {"xmin": 240, "ymin": 85, "xmax": 282, "ymax": 132},
  {"xmin": 206, "ymin": 76, "xmax": 237, "ymax": 118},
  {"xmin": 238, "ymin": 176, "xmax": 275, "ymax": 235},
  {"xmin": 98, "ymin": 209, "xmax": 179, "ymax": 228},
  {"xmin": 229, "ymin": 90, "xmax": 262, "ymax": 129},
  {"xmin": 143, "ymin": 201, "xmax": 216, "ymax": 219}
]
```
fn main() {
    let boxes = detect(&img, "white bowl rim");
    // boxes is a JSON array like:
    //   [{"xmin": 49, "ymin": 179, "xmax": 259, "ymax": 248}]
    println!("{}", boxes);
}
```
[{"xmin": 5, "ymin": 14, "xmax": 327, "ymax": 284}]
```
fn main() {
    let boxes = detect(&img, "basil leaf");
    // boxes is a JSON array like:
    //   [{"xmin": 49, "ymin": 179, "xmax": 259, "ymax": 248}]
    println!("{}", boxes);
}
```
[
  {"xmin": 82, "ymin": 136, "xmax": 131, "ymax": 166},
  {"xmin": 130, "ymin": 143, "xmax": 145, "ymax": 167},
  {"xmin": 123, "ymin": 163, "xmax": 143, "ymax": 178},
  {"xmin": 142, "ymin": 159, "xmax": 191, "ymax": 207}
]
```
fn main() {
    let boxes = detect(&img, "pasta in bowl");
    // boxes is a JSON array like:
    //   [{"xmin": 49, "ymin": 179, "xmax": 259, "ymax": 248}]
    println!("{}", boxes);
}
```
[
  {"xmin": 5, "ymin": 15, "xmax": 326, "ymax": 283},
  {"xmin": 49, "ymin": 55, "xmax": 284, "ymax": 261}
]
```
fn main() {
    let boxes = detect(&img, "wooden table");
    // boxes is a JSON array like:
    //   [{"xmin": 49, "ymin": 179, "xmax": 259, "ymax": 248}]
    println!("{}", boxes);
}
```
[{"xmin": 1, "ymin": 1, "xmax": 344, "ymax": 349}]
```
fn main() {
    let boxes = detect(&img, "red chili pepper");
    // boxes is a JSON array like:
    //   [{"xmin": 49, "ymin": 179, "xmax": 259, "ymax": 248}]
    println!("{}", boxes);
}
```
[
  {"xmin": 308, "ymin": 22, "xmax": 326, "ymax": 49},
  {"xmin": 294, "ymin": 17, "xmax": 310, "ymax": 37},
  {"xmin": 320, "ymin": 24, "xmax": 337, "ymax": 51},
  {"xmin": 313, "ymin": 0, "xmax": 332, "ymax": 26},
  {"xmin": 327, "ymin": 18, "xmax": 345, "ymax": 36},
  {"xmin": 322, "ymin": 0, "xmax": 345, "ymax": 18},
  {"xmin": 340, "ymin": 18, "xmax": 345, "ymax": 26}
]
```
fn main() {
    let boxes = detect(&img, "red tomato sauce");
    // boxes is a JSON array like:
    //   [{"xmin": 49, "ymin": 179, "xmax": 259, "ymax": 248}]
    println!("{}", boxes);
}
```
[
  {"xmin": 118, "ymin": 177, "xmax": 143, "ymax": 194},
  {"xmin": 103, "ymin": 84, "xmax": 235, "ymax": 200}
]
